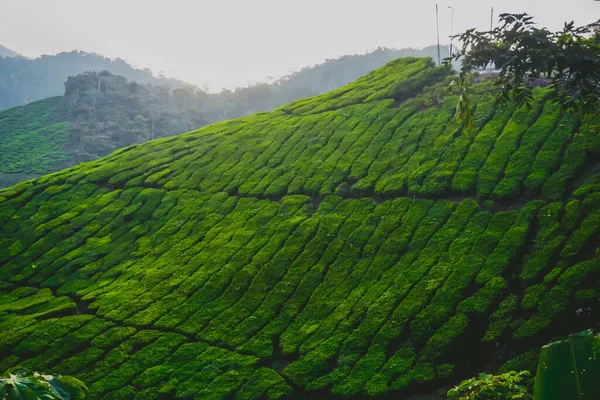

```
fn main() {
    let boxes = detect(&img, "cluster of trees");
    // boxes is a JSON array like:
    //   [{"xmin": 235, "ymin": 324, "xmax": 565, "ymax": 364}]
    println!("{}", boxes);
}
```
[
  {"xmin": 61, "ymin": 68, "xmax": 331, "ymax": 162},
  {"xmin": 63, "ymin": 71, "xmax": 206, "ymax": 162}
]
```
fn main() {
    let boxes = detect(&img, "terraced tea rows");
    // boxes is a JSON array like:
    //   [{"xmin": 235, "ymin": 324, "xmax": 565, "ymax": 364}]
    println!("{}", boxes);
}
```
[
  {"xmin": 0, "ymin": 97, "xmax": 72, "ymax": 188},
  {"xmin": 1, "ymin": 57, "xmax": 600, "ymax": 399},
  {"xmin": 66, "ymin": 85, "xmax": 598, "ymax": 205}
]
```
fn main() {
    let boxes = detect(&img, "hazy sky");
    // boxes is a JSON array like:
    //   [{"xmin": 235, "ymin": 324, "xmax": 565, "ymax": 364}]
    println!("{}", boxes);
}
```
[{"xmin": 1, "ymin": 0, "xmax": 598, "ymax": 90}]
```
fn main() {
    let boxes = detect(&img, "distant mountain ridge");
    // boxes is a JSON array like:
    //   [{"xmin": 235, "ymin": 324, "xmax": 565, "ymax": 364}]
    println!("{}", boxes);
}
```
[
  {"xmin": 0, "ymin": 44, "xmax": 21, "ymax": 58},
  {"xmin": 276, "ymin": 45, "xmax": 450, "ymax": 94},
  {"xmin": 0, "ymin": 45, "xmax": 450, "ymax": 112},
  {"xmin": 0, "ymin": 50, "xmax": 187, "ymax": 110}
]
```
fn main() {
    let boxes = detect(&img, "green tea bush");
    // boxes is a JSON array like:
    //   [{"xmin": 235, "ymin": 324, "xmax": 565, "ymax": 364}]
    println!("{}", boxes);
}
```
[
  {"xmin": 452, "ymin": 108, "xmax": 515, "ymax": 194},
  {"xmin": 523, "ymin": 114, "xmax": 577, "ymax": 193},
  {"xmin": 493, "ymin": 101, "xmax": 560, "ymax": 200}
]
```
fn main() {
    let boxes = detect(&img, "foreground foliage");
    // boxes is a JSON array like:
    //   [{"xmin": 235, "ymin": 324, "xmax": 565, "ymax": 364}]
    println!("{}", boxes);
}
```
[
  {"xmin": 534, "ymin": 330, "xmax": 600, "ymax": 400},
  {"xmin": 1, "ymin": 57, "xmax": 600, "ymax": 398},
  {"xmin": 448, "ymin": 371, "xmax": 531, "ymax": 400},
  {"xmin": 451, "ymin": 14, "xmax": 600, "ymax": 134},
  {"xmin": 450, "ymin": 329, "xmax": 600, "ymax": 400},
  {"xmin": 0, "ymin": 370, "xmax": 88, "ymax": 400}
]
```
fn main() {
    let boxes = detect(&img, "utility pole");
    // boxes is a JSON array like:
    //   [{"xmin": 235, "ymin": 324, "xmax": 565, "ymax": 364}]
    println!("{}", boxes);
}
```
[
  {"xmin": 489, "ymin": 6, "xmax": 494, "ymax": 72},
  {"xmin": 436, "ymin": 3, "xmax": 441, "ymax": 65},
  {"xmin": 448, "ymin": 6, "xmax": 454, "ymax": 57}
]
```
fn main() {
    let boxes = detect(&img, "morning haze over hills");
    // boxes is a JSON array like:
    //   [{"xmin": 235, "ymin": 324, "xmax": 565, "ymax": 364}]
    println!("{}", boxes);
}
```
[
  {"xmin": 0, "ymin": 1, "xmax": 599, "ymax": 399},
  {"xmin": 0, "ymin": 44, "xmax": 449, "ymax": 188}
]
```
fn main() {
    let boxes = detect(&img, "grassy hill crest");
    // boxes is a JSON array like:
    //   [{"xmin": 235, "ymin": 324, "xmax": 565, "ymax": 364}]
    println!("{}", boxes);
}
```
[
  {"xmin": 1, "ymin": 57, "xmax": 600, "ymax": 399},
  {"xmin": 0, "ymin": 47, "xmax": 453, "ymax": 190}
]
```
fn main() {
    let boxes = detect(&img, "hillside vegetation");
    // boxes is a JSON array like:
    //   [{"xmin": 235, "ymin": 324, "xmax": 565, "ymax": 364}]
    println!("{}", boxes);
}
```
[
  {"xmin": 0, "ymin": 97, "xmax": 72, "ymax": 188},
  {"xmin": 1, "ymin": 57, "xmax": 600, "ymax": 399},
  {"xmin": 0, "ymin": 47, "xmax": 450, "ymax": 189}
]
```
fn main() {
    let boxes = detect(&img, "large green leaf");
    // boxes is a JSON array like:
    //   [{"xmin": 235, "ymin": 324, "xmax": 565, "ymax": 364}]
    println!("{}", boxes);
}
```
[
  {"xmin": 0, "ymin": 370, "xmax": 88, "ymax": 400},
  {"xmin": 534, "ymin": 329, "xmax": 600, "ymax": 400}
]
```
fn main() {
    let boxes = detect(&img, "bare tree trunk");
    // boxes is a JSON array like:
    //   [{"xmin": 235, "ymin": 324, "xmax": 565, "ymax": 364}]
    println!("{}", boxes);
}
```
[{"xmin": 92, "ymin": 78, "xmax": 102, "ymax": 110}]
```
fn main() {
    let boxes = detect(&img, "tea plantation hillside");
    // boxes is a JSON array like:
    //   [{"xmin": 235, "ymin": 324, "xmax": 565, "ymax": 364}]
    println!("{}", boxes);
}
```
[
  {"xmin": 1, "ymin": 57, "xmax": 600, "ymax": 399},
  {"xmin": 0, "ymin": 97, "xmax": 73, "ymax": 188}
]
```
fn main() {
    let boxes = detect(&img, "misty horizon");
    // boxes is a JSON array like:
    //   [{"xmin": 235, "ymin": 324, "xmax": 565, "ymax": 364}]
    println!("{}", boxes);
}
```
[
  {"xmin": 0, "ymin": 44, "xmax": 451, "ymax": 92},
  {"xmin": 2, "ymin": 0, "xmax": 598, "ymax": 90}
]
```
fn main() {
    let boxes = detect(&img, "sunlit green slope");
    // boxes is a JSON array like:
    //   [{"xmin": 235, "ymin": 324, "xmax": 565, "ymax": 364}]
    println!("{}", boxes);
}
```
[
  {"xmin": 1, "ymin": 57, "xmax": 600, "ymax": 399},
  {"xmin": 0, "ymin": 97, "xmax": 72, "ymax": 187}
]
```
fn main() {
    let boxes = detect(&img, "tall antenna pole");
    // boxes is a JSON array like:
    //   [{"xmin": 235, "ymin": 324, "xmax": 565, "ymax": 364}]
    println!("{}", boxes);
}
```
[
  {"xmin": 436, "ymin": 3, "xmax": 441, "ymax": 65},
  {"xmin": 489, "ymin": 6, "xmax": 494, "ymax": 72},
  {"xmin": 448, "ymin": 6, "xmax": 454, "ymax": 57}
]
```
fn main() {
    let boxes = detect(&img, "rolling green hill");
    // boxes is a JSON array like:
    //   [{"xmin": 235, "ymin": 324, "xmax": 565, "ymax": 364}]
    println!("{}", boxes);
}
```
[
  {"xmin": 0, "ymin": 46, "xmax": 451, "ymax": 190},
  {"xmin": 1, "ymin": 57, "xmax": 600, "ymax": 399},
  {"xmin": 0, "ymin": 97, "xmax": 72, "ymax": 188}
]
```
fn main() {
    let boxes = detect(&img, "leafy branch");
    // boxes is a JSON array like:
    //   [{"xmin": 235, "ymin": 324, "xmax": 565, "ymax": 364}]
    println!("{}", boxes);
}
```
[
  {"xmin": 449, "ymin": 13, "xmax": 600, "ymax": 135},
  {"xmin": 447, "ymin": 370, "xmax": 532, "ymax": 400}
]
